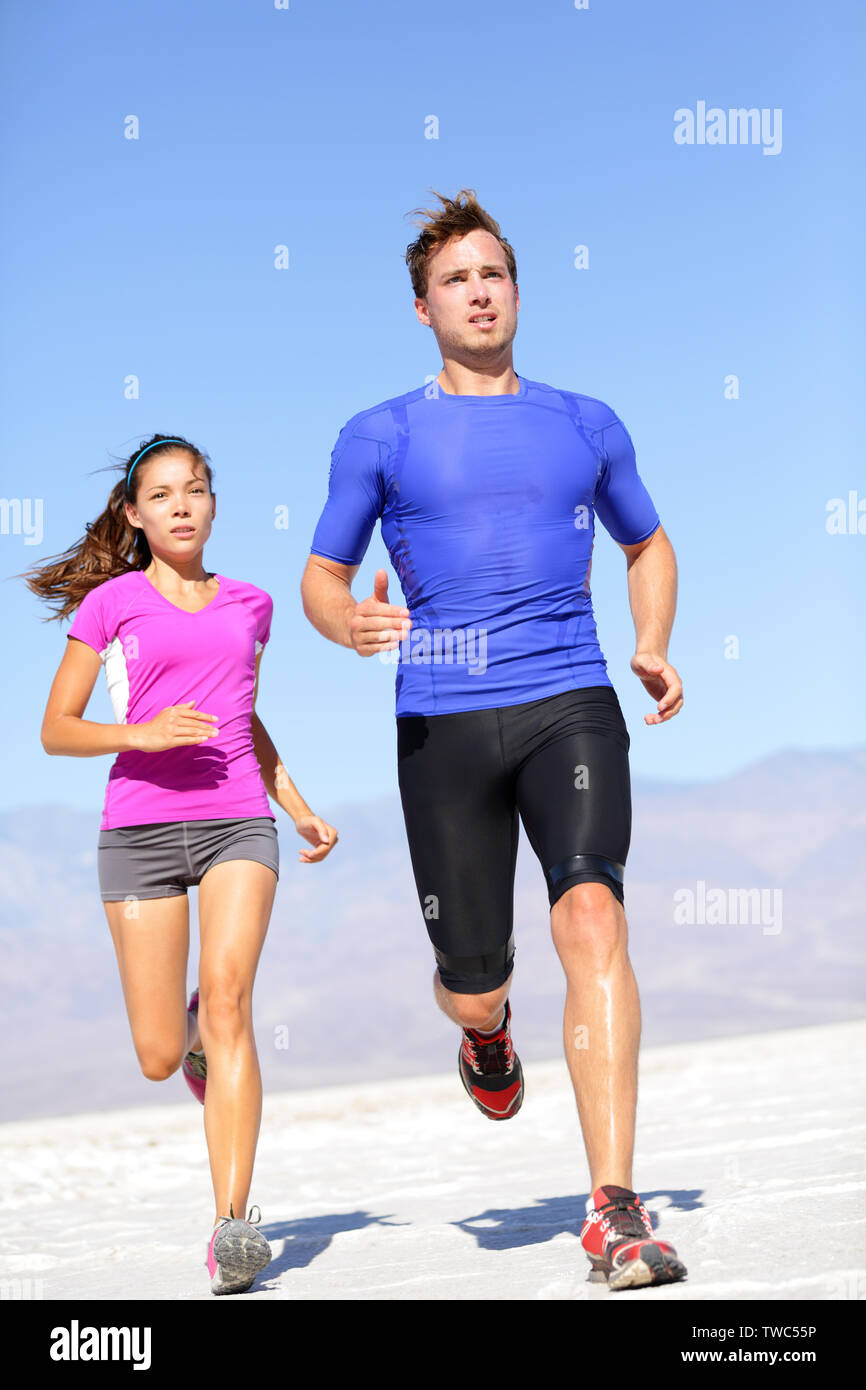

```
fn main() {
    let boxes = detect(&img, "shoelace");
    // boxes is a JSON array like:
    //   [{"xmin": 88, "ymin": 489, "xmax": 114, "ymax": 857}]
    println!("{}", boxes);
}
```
[
  {"xmin": 463, "ymin": 1019, "xmax": 515, "ymax": 1077},
  {"xmin": 184, "ymin": 1049, "xmax": 207, "ymax": 1079},
  {"xmin": 591, "ymin": 1196, "xmax": 651, "ymax": 1247},
  {"xmin": 215, "ymin": 1204, "xmax": 263, "ymax": 1230}
]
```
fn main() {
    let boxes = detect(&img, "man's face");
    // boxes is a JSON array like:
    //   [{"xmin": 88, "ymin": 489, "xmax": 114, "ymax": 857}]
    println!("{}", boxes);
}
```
[{"xmin": 415, "ymin": 229, "xmax": 519, "ymax": 362}]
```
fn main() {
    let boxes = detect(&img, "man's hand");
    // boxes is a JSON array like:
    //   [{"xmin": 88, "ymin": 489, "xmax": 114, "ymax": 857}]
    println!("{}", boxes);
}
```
[
  {"xmin": 294, "ymin": 813, "xmax": 339, "ymax": 863},
  {"xmin": 348, "ymin": 568, "xmax": 412, "ymax": 657},
  {"xmin": 630, "ymin": 651, "xmax": 683, "ymax": 725}
]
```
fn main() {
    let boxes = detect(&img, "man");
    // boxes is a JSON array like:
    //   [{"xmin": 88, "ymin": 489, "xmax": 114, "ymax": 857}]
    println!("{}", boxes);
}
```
[{"xmin": 300, "ymin": 189, "xmax": 686, "ymax": 1291}]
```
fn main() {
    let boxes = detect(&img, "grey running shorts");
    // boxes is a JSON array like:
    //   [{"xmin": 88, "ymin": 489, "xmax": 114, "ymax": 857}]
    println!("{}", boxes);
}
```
[{"xmin": 97, "ymin": 816, "xmax": 279, "ymax": 902}]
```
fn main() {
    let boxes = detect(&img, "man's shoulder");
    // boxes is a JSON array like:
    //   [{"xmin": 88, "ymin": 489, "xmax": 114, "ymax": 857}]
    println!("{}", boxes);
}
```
[
  {"xmin": 337, "ymin": 383, "xmax": 429, "ymax": 444},
  {"xmin": 524, "ymin": 378, "xmax": 620, "ymax": 427}
]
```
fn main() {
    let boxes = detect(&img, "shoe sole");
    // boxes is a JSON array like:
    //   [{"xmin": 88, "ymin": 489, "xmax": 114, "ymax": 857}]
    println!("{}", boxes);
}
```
[
  {"xmin": 458, "ymin": 1053, "xmax": 524, "ymax": 1121},
  {"xmin": 594, "ymin": 1243, "xmax": 687, "ymax": 1291},
  {"xmin": 210, "ymin": 1223, "xmax": 272, "ymax": 1296}
]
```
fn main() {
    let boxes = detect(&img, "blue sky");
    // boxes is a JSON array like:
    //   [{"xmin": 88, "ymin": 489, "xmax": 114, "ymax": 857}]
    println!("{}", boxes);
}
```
[{"xmin": 1, "ymin": 0, "xmax": 863, "ymax": 820}]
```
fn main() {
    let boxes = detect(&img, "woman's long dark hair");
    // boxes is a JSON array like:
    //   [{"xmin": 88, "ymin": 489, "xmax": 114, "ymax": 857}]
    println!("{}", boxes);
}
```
[{"xmin": 19, "ymin": 433, "xmax": 214, "ymax": 621}]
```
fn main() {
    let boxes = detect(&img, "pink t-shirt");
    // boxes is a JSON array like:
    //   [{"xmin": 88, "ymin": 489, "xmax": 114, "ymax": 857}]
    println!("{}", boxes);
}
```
[{"xmin": 66, "ymin": 569, "xmax": 275, "ymax": 830}]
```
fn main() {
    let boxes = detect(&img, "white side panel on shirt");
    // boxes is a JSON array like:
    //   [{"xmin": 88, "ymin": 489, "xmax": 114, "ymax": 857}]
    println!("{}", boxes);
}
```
[{"xmin": 100, "ymin": 637, "xmax": 130, "ymax": 725}]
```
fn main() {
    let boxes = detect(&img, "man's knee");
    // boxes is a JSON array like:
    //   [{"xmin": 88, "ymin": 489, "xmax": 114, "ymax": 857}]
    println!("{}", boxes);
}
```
[
  {"xmin": 550, "ymin": 880, "xmax": 627, "ymax": 964},
  {"xmin": 435, "ymin": 974, "xmax": 511, "ymax": 1030},
  {"xmin": 430, "ymin": 930, "xmax": 515, "ymax": 1026}
]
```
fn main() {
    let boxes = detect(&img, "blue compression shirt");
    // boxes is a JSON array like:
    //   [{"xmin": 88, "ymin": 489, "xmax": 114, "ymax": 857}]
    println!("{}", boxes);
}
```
[{"xmin": 309, "ymin": 374, "xmax": 661, "ymax": 717}]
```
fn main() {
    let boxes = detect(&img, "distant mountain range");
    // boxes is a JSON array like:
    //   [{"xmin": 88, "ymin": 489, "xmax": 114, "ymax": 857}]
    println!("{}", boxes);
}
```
[{"xmin": 2, "ymin": 746, "xmax": 864, "ymax": 1121}]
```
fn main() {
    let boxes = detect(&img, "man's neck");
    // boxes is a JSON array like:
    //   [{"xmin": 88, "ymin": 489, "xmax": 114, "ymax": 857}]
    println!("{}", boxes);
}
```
[{"xmin": 436, "ymin": 361, "xmax": 520, "ymax": 396}]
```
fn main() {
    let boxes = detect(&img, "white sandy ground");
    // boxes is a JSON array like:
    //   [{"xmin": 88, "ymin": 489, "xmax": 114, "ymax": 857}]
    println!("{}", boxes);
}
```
[{"xmin": 1, "ymin": 1019, "xmax": 864, "ymax": 1302}]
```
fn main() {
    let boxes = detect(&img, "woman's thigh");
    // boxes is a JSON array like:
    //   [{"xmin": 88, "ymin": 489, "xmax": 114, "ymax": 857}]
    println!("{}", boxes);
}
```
[
  {"xmin": 197, "ymin": 858, "xmax": 277, "ymax": 1008},
  {"xmin": 103, "ymin": 894, "xmax": 191, "ymax": 1065}
]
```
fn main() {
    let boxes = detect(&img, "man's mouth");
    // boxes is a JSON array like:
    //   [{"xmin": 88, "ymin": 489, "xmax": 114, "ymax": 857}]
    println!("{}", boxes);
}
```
[{"xmin": 468, "ymin": 314, "xmax": 497, "ymax": 328}]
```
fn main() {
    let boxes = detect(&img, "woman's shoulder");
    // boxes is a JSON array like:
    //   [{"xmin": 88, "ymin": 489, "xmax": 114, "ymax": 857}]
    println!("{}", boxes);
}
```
[
  {"xmin": 219, "ymin": 574, "xmax": 273, "ymax": 605},
  {"xmin": 217, "ymin": 575, "xmax": 274, "ymax": 646},
  {"xmin": 74, "ymin": 568, "xmax": 143, "ymax": 612}
]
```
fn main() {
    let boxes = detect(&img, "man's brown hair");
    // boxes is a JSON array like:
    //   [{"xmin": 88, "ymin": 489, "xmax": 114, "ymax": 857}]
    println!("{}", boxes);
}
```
[{"xmin": 404, "ymin": 187, "xmax": 517, "ymax": 300}]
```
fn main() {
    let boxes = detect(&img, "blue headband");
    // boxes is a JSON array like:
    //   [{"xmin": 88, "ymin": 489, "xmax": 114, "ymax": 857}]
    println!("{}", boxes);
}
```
[{"xmin": 127, "ymin": 439, "xmax": 187, "ymax": 486}]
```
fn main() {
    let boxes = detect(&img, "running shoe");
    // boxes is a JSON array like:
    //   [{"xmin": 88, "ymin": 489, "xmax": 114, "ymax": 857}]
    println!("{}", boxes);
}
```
[
  {"xmin": 181, "ymin": 988, "xmax": 206, "ymax": 1105},
  {"xmin": 580, "ymin": 1184, "xmax": 687, "ymax": 1290},
  {"xmin": 206, "ymin": 1205, "xmax": 272, "ymax": 1296},
  {"xmin": 458, "ymin": 997, "xmax": 524, "ymax": 1120}
]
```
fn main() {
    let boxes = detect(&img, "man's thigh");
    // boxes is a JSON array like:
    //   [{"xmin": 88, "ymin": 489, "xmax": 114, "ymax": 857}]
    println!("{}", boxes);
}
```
[
  {"xmin": 513, "ymin": 688, "xmax": 632, "ymax": 908},
  {"xmin": 397, "ymin": 706, "xmax": 518, "ymax": 994}
]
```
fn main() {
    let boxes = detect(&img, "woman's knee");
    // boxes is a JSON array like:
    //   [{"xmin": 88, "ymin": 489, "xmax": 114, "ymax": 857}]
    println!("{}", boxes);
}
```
[
  {"xmin": 197, "ymin": 981, "xmax": 253, "ymax": 1043},
  {"xmin": 137, "ymin": 1045, "xmax": 185, "ymax": 1081}
]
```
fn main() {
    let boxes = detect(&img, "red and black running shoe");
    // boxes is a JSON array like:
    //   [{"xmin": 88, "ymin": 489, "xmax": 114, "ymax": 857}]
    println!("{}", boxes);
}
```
[
  {"xmin": 458, "ymin": 998, "xmax": 524, "ymax": 1121},
  {"xmin": 580, "ymin": 1184, "xmax": 687, "ymax": 1290}
]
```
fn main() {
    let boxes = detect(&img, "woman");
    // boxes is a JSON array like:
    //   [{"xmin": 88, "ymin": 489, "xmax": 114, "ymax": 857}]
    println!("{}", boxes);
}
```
[{"xmin": 25, "ymin": 433, "xmax": 337, "ymax": 1295}]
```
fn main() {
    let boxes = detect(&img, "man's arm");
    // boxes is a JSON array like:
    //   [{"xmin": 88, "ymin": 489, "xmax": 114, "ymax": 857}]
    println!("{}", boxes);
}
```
[
  {"xmin": 617, "ymin": 523, "xmax": 683, "ymax": 724},
  {"xmin": 301, "ymin": 555, "xmax": 412, "ymax": 656},
  {"xmin": 300, "ymin": 554, "xmax": 360, "ymax": 648},
  {"xmin": 618, "ymin": 523, "xmax": 677, "ymax": 659}
]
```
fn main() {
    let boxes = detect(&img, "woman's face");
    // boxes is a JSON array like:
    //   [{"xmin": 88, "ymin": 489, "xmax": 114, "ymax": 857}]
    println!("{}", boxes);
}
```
[{"xmin": 126, "ymin": 451, "xmax": 216, "ymax": 559}]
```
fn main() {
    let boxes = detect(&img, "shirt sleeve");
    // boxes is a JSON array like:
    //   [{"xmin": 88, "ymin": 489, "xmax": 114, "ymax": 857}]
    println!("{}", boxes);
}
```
[
  {"xmin": 593, "ymin": 409, "xmax": 661, "ymax": 546},
  {"xmin": 66, "ymin": 582, "xmax": 113, "ymax": 657},
  {"xmin": 309, "ymin": 418, "xmax": 387, "ymax": 566},
  {"xmin": 254, "ymin": 589, "xmax": 273, "ymax": 651}
]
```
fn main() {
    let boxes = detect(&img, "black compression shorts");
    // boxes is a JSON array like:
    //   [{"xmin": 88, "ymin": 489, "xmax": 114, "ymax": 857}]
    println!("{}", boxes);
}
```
[{"xmin": 396, "ymin": 685, "xmax": 631, "ymax": 995}]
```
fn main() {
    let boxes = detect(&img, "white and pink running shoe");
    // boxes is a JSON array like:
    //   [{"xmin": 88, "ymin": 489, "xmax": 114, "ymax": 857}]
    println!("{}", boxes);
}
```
[
  {"xmin": 206, "ymin": 1205, "xmax": 272, "ymax": 1295},
  {"xmin": 181, "ymin": 988, "xmax": 206, "ymax": 1105}
]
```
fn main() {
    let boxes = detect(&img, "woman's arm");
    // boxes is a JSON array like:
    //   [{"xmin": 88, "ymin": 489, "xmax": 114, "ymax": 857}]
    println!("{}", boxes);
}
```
[
  {"xmin": 250, "ymin": 714, "xmax": 314, "ymax": 825},
  {"xmin": 41, "ymin": 637, "xmax": 219, "ymax": 755},
  {"xmin": 41, "ymin": 638, "xmax": 139, "ymax": 756},
  {"xmin": 249, "ymin": 648, "xmax": 313, "ymax": 824}
]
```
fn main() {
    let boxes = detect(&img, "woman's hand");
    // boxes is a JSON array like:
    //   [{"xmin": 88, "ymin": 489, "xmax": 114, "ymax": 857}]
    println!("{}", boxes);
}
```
[
  {"xmin": 293, "ymin": 813, "xmax": 338, "ymax": 863},
  {"xmin": 130, "ymin": 700, "xmax": 220, "ymax": 751}
]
